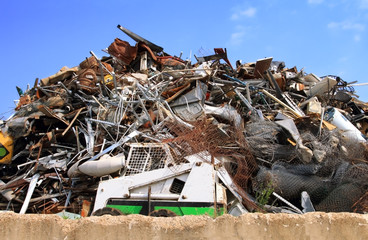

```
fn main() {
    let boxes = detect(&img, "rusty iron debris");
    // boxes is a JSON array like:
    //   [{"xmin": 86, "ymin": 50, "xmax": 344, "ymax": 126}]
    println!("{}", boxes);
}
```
[{"xmin": 0, "ymin": 25, "xmax": 367, "ymax": 216}]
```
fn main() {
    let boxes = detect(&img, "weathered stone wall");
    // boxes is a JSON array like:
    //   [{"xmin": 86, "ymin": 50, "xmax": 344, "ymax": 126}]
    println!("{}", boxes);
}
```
[{"xmin": 0, "ymin": 212, "xmax": 367, "ymax": 240}]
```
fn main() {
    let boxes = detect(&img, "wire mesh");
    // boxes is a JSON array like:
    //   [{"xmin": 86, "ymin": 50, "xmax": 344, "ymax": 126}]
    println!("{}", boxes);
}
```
[
  {"xmin": 161, "ymin": 119, "xmax": 258, "ymax": 191},
  {"xmin": 353, "ymin": 191, "xmax": 368, "ymax": 213},
  {"xmin": 124, "ymin": 143, "xmax": 173, "ymax": 176}
]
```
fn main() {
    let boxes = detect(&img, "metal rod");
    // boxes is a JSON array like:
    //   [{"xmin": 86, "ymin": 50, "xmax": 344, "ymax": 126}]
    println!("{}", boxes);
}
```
[
  {"xmin": 147, "ymin": 186, "xmax": 151, "ymax": 215},
  {"xmin": 20, "ymin": 173, "xmax": 40, "ymax": 214},
  {"xmin": 87, "ymin": 130, "xmax": 141, "ymax": 162},
  {"xmin": 272, "ymin": 192, "xmax": 303, "ymax": 214},
  {"xmin": 62, "ymin": 107, "xmax": 85, "ymax": 136},
  {"xmin": 234, "ymin": 88, "xmax": 253, "ymax": 110},
  {"xmin": 261, "ymin": 89, "xmax": 302, "ymax": 118},
  {"xmin": 64, "ymin": 179, "xmax": 76, "ymax": 208},
  {"xmin": 137, "ymin": 95, "xmax": 154, "ymax": 128},
  {"xmin": 318, "ymin": 107, "xmax": 325, "ymax": 138}
]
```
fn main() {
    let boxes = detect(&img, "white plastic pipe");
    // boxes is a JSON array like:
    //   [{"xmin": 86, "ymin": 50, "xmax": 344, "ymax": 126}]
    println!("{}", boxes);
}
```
[
  {"xmin": 78, "ymin": 153, "xmax": 125, "ymax": 177},
  {"xmin": 325, "ymin": 108, "xmax": 366, "ymax": 142}
]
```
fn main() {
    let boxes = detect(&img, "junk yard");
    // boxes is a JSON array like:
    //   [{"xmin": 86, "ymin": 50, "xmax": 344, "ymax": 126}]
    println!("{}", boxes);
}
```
[{"xmin": 0, "ymin": 25, "xmax": 367, "ymax": 218}]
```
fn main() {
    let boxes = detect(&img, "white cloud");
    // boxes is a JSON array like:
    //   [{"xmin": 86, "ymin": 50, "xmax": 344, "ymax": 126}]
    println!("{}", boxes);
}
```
[
  {"xmin": 328, "ymin": 20, "xmax": 364, "ymax": 41},
  {"xmin": 338, "ymin": 57, "xmax": 348, "ymax": 62},
  {"xmin": 354, "ymin": 34, "xmax": 361, "ymax": 42},
  {"xmin": 327, "ymin": 22, "xmax": 338, "ymax": 28},
  {"xmin": 327, "ymin": 21, "xmax": 365, "ymax": 31},
  {"xmin": 228, "ymin": 26, "xmax": 248, "ymax": 46},
  {"xmin": 360, "ymin": 0, "xmax": 368, "ymax": 9},
  {"xmin": 231, "ymin": 7, "xmax": 256, "ymax": 20},
  {"xmin": 308, "ymin": 0, "xmax": 324, "ymax": 4},
  {"xmin": 229, "ymin": 30, "xmax": 245, "ymax": 45}
]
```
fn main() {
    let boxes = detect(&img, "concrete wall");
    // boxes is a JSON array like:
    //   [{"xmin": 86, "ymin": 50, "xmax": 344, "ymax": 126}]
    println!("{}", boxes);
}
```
[{"xmin": 0, "ymin": 212, "xmax": 367, "ymax": 240}]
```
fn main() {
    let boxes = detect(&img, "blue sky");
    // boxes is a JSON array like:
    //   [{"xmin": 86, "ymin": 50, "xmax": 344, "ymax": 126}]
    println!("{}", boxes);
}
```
[{"xmin": 1, "ymin": 0, "xmax": 368, "ymax": 118}]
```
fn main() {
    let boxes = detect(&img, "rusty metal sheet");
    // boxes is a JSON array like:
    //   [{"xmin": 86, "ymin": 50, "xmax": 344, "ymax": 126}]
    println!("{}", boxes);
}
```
[
  {"xmin": 254, "ymin": 57, "xmax": 273, "ymax": 78},
  {"xmin": 107, "ymin": 38, "xmax": 138, "ymax": 65},
  {"xmin": 40, "ymin": 67, "xmax": 79, "ymax": 86}
]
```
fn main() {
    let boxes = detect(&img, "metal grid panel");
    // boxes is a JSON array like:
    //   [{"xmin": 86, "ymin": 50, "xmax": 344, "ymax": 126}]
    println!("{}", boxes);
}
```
[
  {"xmin": 169, "ymin": 178, "xmax": 185, "ymax": 194},
  {"xmin": 125, "ymin": 143, "xmax": 173, "ymax": 176}
]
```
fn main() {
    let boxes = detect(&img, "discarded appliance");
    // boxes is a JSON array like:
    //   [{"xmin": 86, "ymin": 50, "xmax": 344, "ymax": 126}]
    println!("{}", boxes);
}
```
[{"xmin": 92, "ymin": 154, "xmax": 247, "ymax": 217}]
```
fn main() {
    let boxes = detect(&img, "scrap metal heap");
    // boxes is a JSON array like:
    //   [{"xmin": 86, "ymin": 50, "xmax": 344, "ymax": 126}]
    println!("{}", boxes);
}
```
[{"xmin": 0, "ymin": 25, "xmax": 367, "ymax": 215}]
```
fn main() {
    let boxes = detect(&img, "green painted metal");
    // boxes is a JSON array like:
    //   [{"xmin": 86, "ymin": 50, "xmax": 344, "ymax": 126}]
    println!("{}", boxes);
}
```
[
  {"xmin": 106, "ymin": 204, "xmax": 142, "ymax": 215},
  {"xmin": 153, "ymin": 206, "xmax": 184, "ymax": 216},
  {"xmin": 107, "ymin": 204, "xmax": 225, "ymax": 217},
  {"xmin": 155, "ymin": 206, "xmax": 225, "ymax": 217}
]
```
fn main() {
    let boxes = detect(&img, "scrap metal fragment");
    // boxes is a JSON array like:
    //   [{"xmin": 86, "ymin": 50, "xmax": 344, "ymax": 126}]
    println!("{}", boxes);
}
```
[
  {"xmin": 19, "ymin": 173, "xmax": 40, "ymax": 214},
  {"xmin": 301, "ymin": 191, "xmax": 315, "ymax": 213},
  {"xmin": 275, "ymin": 119, "xmax": 313, "ymax": 163},
  {"xmin": 117, "ymin": 25, "xmax": 163, "ymax": 53},
  {"xmin": 261, "ymin": 89, "xmax": 303, "ymax": 118},
  {"xmin": 38, "ymin": 105, "xmax": 69, "ymax": 125},
  {"xmin": 272, "ymin": 192, "xmax": 303, "ymax": 214}
]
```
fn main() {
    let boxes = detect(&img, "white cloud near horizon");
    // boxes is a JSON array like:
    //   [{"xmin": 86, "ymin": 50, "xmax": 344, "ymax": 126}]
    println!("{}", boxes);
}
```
[
  {"xmin": 231, "ymin": 7, "xmax": 256, "ymax": 20},
  {"xmin": 327, "ymin": 21, "xmax": 365, "ymax": 31},
  {"xmin": 307, "ymin": 0, "xmax": 324, "ymax": 4}
]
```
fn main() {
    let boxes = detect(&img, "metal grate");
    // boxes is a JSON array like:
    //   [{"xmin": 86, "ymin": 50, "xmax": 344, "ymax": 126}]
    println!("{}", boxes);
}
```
[
  {"xmin": 169, "ymin": 178, "xmax": 185, "ymax": 194},
  {"xmin": 124, "ymin": 143, "xmax": 173, "ymax": 176}
]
